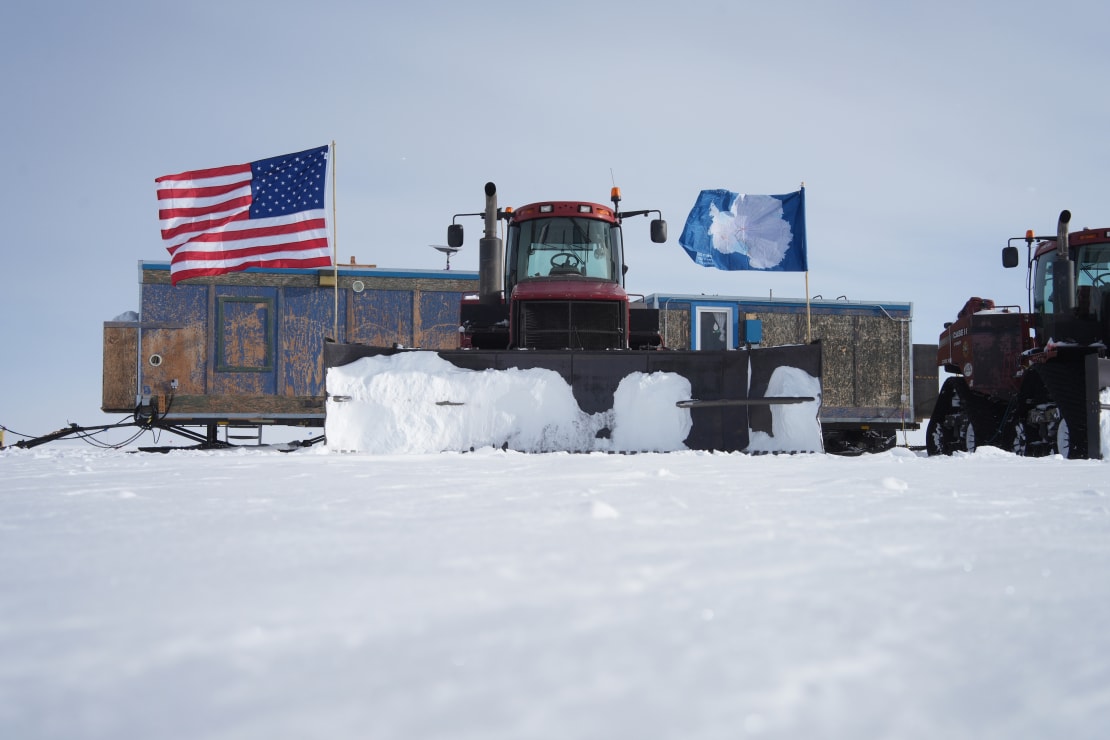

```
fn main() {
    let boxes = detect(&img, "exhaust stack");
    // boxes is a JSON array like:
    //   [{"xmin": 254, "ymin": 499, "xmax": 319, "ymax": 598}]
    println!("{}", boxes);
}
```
[
  {"xmin": 479, "ymin": 182, "xmax": 503, "ymax": 305},
  {"xmin": 1055, "ymin": 209, "xmax": 1074, "ymax": 316}
]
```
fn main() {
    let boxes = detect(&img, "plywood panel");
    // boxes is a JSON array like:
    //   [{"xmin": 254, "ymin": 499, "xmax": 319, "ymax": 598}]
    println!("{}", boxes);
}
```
[
  {"xmin": 281, "ymin": 287, "xmax": 335, "ymax": 397},
  {"xmin": 141, "ymin": 325, "xmax": 207, "ymax": 397},
  {"xmin": 348, "ymin": 290, "xmax": 414, "ymax": 347},
  {"xmin": 102, "ymin": 325, "xmax": 138, "ymax": 412},
  {"xmin": 417, "ymin": 291, "xmax": 465, "ymax": 349}
]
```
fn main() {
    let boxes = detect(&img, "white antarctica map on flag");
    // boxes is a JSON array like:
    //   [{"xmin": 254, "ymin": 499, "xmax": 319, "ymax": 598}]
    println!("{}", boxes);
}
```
[
  {"xmin": 678, "ymin": 188, "xmax": 807, "ymax": 272},
  {"xmin": 708, "ymin": 194, "xmax": 793, "ymax": 269}
]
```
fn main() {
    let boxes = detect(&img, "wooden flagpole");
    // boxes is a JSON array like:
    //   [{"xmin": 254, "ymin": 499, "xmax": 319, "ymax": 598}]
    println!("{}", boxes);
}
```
[
  {"xmin": 332, "ymin": 140, "xmax": 339, "ymax": 341},
  {"xmin": 805, "ymin": 271, "xmax": 811, "ymax": 343},
  {"xmin": 802, "ymin": 181, "xmax": 810, "ymax": 344}
]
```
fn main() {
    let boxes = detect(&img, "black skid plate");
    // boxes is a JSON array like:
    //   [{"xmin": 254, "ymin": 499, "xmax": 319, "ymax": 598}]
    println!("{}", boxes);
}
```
[{"xmin": 324, "ymin": 343, "xmax": 823, "ymax": 452}]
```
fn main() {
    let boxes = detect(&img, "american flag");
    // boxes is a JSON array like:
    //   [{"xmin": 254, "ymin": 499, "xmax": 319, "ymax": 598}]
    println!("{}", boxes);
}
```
[{"xmin": 156, "ymin": 145, "xmax": 331, "ymax": 285}]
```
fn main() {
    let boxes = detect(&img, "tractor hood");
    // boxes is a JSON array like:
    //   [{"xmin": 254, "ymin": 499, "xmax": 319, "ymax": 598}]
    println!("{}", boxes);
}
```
[{"xmin": 511, "ymin": 279, "xmax": 628, "ymax": 303}]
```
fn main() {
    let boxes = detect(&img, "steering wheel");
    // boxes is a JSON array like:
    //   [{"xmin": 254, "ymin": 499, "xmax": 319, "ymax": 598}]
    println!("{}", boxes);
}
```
[{"xmin": 550, "ymin": 252, "xmax": 583, "ymax": 271}]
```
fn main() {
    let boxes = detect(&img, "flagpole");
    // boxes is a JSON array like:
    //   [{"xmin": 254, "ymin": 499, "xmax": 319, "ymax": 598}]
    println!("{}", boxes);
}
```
[
  {"xmin": 802, "ymin": 181, "xmax": 810, "ymax": 344},
  {"xmin": 805, "ymin": 271, "xmax": 811, "ymax": 343},
  {"xmin": 332, "ymin": 140, "xmax": 339, "ymax": 342}
]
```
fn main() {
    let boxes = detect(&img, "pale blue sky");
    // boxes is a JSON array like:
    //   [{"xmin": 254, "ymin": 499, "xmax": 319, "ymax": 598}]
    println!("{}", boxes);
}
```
[{"xmin": 2, "ymin": 0, "xmax": 1108, "ymax": 440}]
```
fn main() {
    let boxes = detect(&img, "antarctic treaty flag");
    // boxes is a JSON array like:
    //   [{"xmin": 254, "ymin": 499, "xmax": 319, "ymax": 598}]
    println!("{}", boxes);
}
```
[
  {"xmin": 156, "ymin": 146, "xmax": 331, "ymax": 285},
  {"xmin": 678, "ymin": 188, "xmax": 807, "ymax": 272}
]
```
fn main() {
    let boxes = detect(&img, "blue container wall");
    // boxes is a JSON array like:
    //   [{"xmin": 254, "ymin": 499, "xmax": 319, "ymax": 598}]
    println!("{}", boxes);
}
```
[{"xmin": 136, "ymin": 270, "xmax": 475, "ymax": 403}]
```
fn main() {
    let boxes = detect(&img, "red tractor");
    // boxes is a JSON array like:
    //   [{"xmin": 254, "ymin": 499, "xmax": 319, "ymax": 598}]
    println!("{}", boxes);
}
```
[
  {"xmin": 927, "ymin": 210, "xmax": 1110, "ymax": 458},
  {"xmin": 451, "ymin": 182, "xmax": 667, "ymax": 352}
]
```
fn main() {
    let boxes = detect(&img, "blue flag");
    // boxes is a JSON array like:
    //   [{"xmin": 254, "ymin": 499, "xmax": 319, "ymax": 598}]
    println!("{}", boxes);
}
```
[{"xmin": 678, "ymin": 188, "xmax": 807, "ymax": 272}]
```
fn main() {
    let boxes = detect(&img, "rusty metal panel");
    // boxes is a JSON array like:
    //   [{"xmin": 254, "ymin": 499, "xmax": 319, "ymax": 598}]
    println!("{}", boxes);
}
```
[{"xmin": 102, "ymin": 324, "xmax": 138, "ymax": 412}]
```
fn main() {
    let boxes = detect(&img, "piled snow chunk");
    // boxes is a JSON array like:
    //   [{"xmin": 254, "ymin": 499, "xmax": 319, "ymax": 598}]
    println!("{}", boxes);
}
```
[
  {"xmin": 610, "ymin": 371, "xmax": 692, "ymax": 452},
  {"xmin": 746, "ymin": 366, "xmax": 823, "ymax": 453},
  {"xmin": 325, "ymin": 352, "xmax": 694, "ymax": 454},
  {"xmin": 326, "ymin": 353, "xmax": 591, "ymax": 453},
  {"xmin": 1102, "ymin": 388, "xmax": 1110, "ymax": 460}
]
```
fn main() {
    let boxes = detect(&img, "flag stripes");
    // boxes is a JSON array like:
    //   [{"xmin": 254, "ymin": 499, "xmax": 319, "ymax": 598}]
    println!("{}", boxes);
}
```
[{"xmin": 155, "ymin": 146, "xmax": 330, "ymax": 284}]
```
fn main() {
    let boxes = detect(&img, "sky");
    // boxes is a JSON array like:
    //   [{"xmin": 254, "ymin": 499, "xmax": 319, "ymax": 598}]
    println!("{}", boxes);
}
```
[
  {"xmin": 2, "ymin": 0, "xmax": 1109, "ymax": 441},
  {"xmin": 4, "ymin": 444, "xmax": 1110, "ymax": 738}
]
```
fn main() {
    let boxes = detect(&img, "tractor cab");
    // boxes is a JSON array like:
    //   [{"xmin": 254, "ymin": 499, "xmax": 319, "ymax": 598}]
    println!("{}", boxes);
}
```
[
  {"xmin": 507, "ymin": 204, "xmax": 624, "ymax": 289},
  {"xmin": 1015, "ymin": 228, "xmax": 1110, "ymax": 345}
]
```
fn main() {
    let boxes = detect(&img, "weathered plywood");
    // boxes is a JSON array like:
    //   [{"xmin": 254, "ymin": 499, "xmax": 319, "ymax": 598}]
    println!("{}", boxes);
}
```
[
  {"xmin": 281, "ymin": 287, "xmax": 336, "ymax": 396},
  {"xmin": 210, "ymin": 287, "xmax": 278, "ymax": 397},
  {"xmin": 141, "ymin": 325, "xmax": 207, "ymax": 396},
  {"xmin": 348, "ymin": 290, "xmax": 414, "ymax": 347},
  {"xmin": 128, "ymin": 265, "xmax": 479, "ymax": 422},
  {"xmin": 166, "ymin": 395, "xmax": 324, "ymax": 416},
  {"xmin": 217, "ymin": 296, "xmax": 273, "ymax": 371},
  {"xmin": 102, "ymin": 325, "xmax": 138, "ymax": 412},
  {"xmin": 417, "ymin": 291, "xmax": 466, "ymax": 349}
]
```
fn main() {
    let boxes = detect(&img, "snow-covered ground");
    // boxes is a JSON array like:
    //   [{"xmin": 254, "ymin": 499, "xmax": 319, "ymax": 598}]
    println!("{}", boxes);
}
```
[{"xmin": 3, "ymin": 444, "xmax": 1110, "ymax": 739}]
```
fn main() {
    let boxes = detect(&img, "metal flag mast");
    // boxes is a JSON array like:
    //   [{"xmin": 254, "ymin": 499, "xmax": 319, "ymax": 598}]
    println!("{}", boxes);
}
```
[{"xmin": 331, "ymin": 140, "xmax": 339, "ymax": 341}]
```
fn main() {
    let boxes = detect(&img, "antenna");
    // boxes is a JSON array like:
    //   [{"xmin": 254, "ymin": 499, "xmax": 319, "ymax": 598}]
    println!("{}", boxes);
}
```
[{"xmin": 430, "ymin": 245, "xmax": 460, "ymax": 270}]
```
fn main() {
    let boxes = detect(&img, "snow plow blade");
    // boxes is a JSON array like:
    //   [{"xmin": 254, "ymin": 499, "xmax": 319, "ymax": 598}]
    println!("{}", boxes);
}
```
[
  {"xmin": 324, "ymin": 342, "xmax": 822, "ymax": 452},
  {"xmin": 677, "ymin": 397, "xmax": 815, "ymax": 408}
]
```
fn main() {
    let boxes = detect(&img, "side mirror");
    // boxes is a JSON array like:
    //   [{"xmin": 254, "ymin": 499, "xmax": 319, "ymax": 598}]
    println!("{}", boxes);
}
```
[
  {"xmin": 650, "ymin": 219, "xmax": 667, "ymax": 243},
  {"xmin": 1002, "ymin": 245, "xmax": 1020, "ymax": 268},
  {"xmin": 447, "ymin": 224, "xmax": 464, "ymax": 248}
]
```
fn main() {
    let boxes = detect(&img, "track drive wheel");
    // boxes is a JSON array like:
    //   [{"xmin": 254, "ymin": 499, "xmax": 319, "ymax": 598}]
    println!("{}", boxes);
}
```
[{"xmin": 926, "ymin": 378, "xmax": 969, "ymax": 456}]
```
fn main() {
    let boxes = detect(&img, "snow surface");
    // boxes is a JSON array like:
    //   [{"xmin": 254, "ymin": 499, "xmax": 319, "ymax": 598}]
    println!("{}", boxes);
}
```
[
  {"xmin": 4, "ymin": 444, "xmax": 1110, "ymax": 739},
  {"xmin": 325, "ymin": 352, "xmax": 821, "ymax": 454}
]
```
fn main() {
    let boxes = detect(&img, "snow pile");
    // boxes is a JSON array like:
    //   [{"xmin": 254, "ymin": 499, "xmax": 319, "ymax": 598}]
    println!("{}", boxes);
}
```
[
  {"xmin": 1102, "ymin": 388, "xmax": 1110, "ymax": 460},
  {"xmin": 327, "ymin": 352, "xmax": 822, "ymax": 454},
  {"xmin": 746, "ymin": 365, "xmax": 823, "ymax": 453},
  {"xmin": 326, "ymin": 352, "xmax": 694, "ymax": 453},
  {"xmin": 610, "ymin": 370, "xmax": 692, "ymax": 450}
]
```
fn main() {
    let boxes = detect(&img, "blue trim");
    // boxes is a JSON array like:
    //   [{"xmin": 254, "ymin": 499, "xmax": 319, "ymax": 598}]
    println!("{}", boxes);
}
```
[
  {"xmin": 647, "ymin": 293, "xmax": 911, "ymax": 318},
  {"xmin": 141, "ymin": 262, "xmax": 479, "ymax": 281}
]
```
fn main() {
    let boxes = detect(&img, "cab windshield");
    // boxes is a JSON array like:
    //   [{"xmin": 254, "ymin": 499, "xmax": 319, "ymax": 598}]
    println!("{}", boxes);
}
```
[
  {"xmin": 509, "ymin": 216, "xmax": 622, "ymax": 284},
  {"xmin": 1034, "ymin": 242, "xmax": 1110, "ymax": 317}
]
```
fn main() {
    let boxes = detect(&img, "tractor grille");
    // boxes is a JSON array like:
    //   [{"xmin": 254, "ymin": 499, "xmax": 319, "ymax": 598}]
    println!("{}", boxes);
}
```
[{"xmin": 516, "ymin": 300, "xmax": 625, "ymax": 350}]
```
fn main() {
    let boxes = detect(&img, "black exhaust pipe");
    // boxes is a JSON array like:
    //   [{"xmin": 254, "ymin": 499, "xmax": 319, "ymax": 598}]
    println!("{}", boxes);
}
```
[
  {"xmin": 479, "ymin": 182, "xmax": 503, "ymax": 305},
  {"xmin": 1055, "ymin": 209, "xmax": 1074, "ymax": 316}
]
